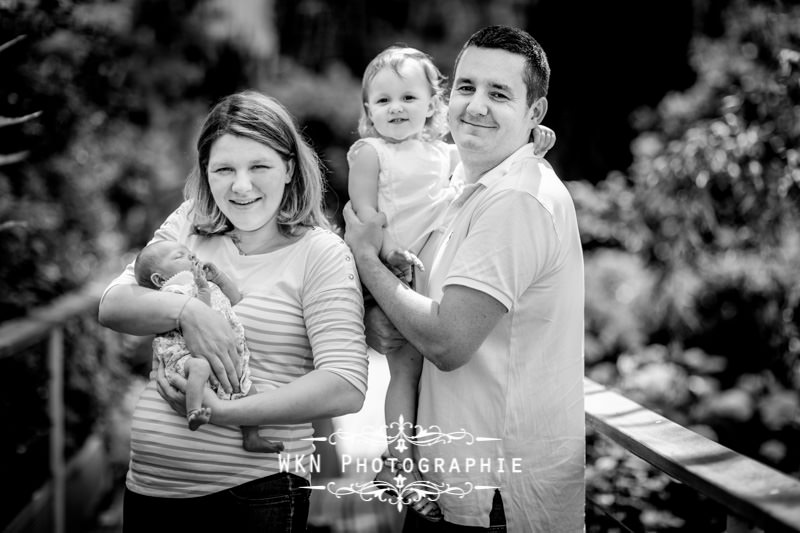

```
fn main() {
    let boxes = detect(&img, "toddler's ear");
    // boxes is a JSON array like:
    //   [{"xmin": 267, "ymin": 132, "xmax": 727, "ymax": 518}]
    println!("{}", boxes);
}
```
[{"xmin": 426, "ymin": 94, "xmax": 439, "ymax": 118}]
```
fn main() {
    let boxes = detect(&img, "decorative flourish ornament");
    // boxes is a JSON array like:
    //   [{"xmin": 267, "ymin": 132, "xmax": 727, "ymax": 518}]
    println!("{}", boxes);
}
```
[{"xmin": 301, "ymin": 415, "xmax": 503, "ymax": 511}]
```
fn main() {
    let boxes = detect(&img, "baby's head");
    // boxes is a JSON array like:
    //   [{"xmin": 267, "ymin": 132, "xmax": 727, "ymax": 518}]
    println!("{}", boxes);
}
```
[
  {"xmin": 134, "ymin": 241, "xmax": 198, "ymax": 290},
  {"xmin": 358, "ymin": 45, "xmax": 448, "ymax": 142}
]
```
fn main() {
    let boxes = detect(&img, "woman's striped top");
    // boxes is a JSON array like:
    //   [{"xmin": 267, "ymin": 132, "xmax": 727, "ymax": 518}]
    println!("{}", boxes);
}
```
[{"xmin": 103, "ymin": 201, "xmax": 368, "ymax": 498}]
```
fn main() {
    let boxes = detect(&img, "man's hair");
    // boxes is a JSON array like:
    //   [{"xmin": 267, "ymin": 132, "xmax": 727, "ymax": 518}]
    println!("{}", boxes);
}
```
[
  {"xmin": 454, "ymin": 25, "xmax": 550, "ymax": 106},
  {"xmin": 133, "ymin": 243, "xmax": 164, "ymax": 290},
  {"xmin": 358, "ymin": 45, "xmax": 449, "ymax": 141},
  {"xmin": 184, "ymin": 90, "xmax": 330, "ymax": 237}
]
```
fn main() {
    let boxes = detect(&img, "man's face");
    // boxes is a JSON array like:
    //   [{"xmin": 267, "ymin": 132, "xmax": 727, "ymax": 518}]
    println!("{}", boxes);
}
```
[{"xmin": 448, "ymin": 46, "xmax": 546, "ymax": 174}]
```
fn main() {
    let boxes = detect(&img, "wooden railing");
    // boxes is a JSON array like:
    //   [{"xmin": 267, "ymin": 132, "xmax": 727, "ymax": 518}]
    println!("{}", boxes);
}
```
[
  {"xmin": 0, "ymin": 280, "xmax": 136, "ymax": 533},
  {"xmin": 585, "ymin": 378, "xmax": 800, "ymax": 533}
]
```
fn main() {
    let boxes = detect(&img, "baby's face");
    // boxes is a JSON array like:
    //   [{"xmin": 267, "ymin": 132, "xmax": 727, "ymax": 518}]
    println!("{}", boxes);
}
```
[{"xmin": 154, "ymin": 241, "xmax": 199, "ymax": 277}]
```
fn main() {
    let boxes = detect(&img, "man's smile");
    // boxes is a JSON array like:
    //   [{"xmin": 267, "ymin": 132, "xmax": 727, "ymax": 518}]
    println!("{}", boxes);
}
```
[{"xmin": 459, "ymin": 116, "xmax": 495, "ymax": 129}]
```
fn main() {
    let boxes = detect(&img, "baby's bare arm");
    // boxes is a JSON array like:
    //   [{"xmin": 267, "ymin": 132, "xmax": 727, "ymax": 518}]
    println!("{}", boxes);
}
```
[
  {"xmin": 192, "ymin": 263, "xmax": 213, "ymax": 306},
  {"xmin": 203, "ymin": 262, "xmax": 242, "ymax": 305}
]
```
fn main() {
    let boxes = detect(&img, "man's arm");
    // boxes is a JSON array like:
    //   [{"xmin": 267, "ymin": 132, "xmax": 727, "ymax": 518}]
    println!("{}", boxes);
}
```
[{"xmin": 343, "ymin": 203, "xmax": 505, "ymax": 371}]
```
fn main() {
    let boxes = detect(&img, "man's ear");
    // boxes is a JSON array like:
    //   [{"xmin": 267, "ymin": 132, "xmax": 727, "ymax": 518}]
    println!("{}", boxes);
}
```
[
  {"xmin": 151, "ymin": 273, "xmax": 166, "ymax": 288},
  {"xmin": 529, "ymin": 97, "xmax": 548, "ymax": 126}
]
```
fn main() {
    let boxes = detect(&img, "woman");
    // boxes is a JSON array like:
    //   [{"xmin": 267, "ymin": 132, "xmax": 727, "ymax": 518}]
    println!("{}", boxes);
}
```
[{"xmin": 99, "ymin": 90, "xmax": 368, "ymax": 532}]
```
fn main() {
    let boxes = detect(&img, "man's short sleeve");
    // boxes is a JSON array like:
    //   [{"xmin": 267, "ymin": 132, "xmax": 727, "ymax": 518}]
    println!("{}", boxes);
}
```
[{"xmin": 444, "ymin": 190, "xmax": 559, "ymax": 309}]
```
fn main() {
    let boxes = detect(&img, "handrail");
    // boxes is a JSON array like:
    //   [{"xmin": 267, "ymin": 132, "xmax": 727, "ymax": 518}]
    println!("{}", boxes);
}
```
[
  {"xmin": 585, "ymin": 378, "xmax": 800, "ymax": 533},
  {"xmin": 0, "ymin": 280, "xmax": 108, "ymax": 359},
  {"xmin": 1, "ymin": 280, "xmax": 110, "ymax": 533}
]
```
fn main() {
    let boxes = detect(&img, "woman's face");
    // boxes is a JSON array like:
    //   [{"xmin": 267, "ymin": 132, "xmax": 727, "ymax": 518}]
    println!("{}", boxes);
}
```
[{"xmin": 207, "ymin": 134, "xmax": 293, "ymax": 238}]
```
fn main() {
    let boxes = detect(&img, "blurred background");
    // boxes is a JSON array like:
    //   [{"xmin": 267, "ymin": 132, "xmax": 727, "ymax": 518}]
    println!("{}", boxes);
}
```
[{"xmin": 1, "ymin": 0, "xmax": 799, "ymax": 531}]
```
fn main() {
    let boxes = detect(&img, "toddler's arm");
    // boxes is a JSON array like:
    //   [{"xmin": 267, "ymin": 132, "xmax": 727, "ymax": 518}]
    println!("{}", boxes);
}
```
[
  {"xmin": 347, "ymin": 142, "xmax": 402, "ymax": 261},
  {"xmin": 203, "ymin": 262, "xmax": 242, "ymax": 305},
  {"xmin": 348, "ymin": 142, "xmax": 381, "ymax": 225}
]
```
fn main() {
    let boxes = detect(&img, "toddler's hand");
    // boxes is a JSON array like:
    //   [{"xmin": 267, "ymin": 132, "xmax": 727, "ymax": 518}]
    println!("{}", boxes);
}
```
[
  {"xmin": 532, "ymin": 124, "xmax": 556, "ymax": 157},
  {"xmin": 384, "ymin": 248, "xmax": 424, "ymax": 285}
]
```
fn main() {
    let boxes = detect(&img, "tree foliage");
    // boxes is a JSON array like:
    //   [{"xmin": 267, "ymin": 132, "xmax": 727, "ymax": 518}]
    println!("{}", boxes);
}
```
[{"xmin": 579, "ymin": 1, "xmax": 800, "ymax": 529}]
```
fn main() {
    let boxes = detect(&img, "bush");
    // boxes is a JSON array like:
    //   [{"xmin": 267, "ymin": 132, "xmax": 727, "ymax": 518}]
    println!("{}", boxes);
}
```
[{"xmin": 580, "ymin": 1, "xmax": 800, "ymax": 529}]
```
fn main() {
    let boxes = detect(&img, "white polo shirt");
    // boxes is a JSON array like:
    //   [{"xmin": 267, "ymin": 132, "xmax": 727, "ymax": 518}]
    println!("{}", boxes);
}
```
[{"xmin": 414, "ymin": 144, "xmax": 585, "ymax": 532}]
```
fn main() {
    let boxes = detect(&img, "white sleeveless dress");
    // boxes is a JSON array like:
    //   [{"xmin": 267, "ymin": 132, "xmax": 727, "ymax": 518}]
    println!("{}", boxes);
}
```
[{"xmin": 347, "ymin": 137, "xmax": 458, "ymax": 255}]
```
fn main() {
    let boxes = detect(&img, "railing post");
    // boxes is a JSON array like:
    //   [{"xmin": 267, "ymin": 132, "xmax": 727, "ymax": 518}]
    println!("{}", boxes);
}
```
[{"xmin": 48, "ymin": 327, "xmax": 65, "ymax": 533}]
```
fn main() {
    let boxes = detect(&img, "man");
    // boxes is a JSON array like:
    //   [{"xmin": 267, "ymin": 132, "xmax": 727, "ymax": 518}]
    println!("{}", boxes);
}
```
[{"xmin": 344, "ymin": 25, "xmax": 585, "ymax": 532}]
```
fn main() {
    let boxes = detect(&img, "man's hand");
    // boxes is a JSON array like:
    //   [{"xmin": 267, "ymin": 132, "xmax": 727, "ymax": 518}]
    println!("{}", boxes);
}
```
[
  {"xmin": 343, "ymin": 202, "xmax": 386, "ymax": 260},
  {"xmin": 364, "ymin": 304, "xmax": 407, "ymax": 354},
  {"xmin": 179, "ymin": 298, "xmax": 242, "ymax": 394}
]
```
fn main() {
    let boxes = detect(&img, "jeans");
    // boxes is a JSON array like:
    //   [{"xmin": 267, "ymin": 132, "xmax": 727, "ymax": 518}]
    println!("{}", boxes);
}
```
[
  {"xmin": 123, "ymin": 472, "xmax": 310, "ymax": 533},
  {"xmin": 402, "ymin": 489, "xmax": 507, "ymax": 532}
]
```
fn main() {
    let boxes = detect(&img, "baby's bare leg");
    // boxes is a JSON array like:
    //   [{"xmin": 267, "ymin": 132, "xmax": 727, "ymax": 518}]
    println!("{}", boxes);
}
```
[
  {"xmin": 241, "ymin": 387, "xmax": 285, "ymax": 453},
  {"xmin": 184, "ymin": 358, "xmax": 212, "ymax": 430}
]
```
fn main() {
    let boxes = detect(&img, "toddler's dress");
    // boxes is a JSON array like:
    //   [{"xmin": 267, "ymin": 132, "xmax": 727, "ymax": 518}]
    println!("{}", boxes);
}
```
[{"xmin": 347, "ymin": 137, "xmax": 458, "ymax": 256}]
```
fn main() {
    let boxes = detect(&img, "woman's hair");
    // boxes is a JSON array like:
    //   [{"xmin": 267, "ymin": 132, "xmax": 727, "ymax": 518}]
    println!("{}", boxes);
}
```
[
  {"xmin": 185, "ymin": 90, "xmax": 330, "ymax": 236},
  {"xmin": 357, "ymin": 45, "xmax": 448, "ymax": 142}
]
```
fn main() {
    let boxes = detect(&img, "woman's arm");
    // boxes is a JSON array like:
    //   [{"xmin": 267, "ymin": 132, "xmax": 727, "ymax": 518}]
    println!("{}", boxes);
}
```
[
  {"xmin": 158, "ymin": 365, "xmax": 364, "ymax": 423},
  {"xmin": 99, "ymin": 283, "xmax": 243, "ymax": 394}
]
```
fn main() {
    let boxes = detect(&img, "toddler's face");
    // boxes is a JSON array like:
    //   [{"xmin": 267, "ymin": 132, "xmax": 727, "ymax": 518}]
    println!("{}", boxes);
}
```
[
  {"xmin": 366, "ymin": 61, "xmax": 435, "ymax": 142},
  {"xmin": 155, "ymin": 241, "xmax": 199, "ymax": 277}
]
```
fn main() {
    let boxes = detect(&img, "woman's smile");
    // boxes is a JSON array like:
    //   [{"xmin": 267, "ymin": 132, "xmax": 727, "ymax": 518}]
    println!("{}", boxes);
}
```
[{"xmin": 229, "ymin": 197, "xmax": 262, "ymax": 207}]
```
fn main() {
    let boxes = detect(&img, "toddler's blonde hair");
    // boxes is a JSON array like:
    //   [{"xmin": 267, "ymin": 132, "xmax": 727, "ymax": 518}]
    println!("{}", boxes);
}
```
[{"xmin": 358, "ymin": 45, "xmax": 448, "ymax": 142}]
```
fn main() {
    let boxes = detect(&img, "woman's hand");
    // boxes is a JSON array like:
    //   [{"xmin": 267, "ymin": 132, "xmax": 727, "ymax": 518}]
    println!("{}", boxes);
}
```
[
  {"xmin": 157, "ymin": 362, "xmax": 219, "ymax": 417},
  {"xmin": 180, "ymin": 298, "xmax": 242, "ymax": 394},
  {"xmin": 156, "ymin": 362, "xmax": 188, "ymax": 416}
]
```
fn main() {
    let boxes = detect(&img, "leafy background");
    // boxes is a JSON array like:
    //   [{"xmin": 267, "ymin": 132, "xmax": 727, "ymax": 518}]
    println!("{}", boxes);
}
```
[{"xmin": 1, "ymin": 0, "xmax": 798, "ymax": 531}]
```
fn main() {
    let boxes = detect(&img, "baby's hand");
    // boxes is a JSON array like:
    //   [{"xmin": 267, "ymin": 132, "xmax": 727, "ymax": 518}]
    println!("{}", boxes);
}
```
[
  {"xmin": 201, "ymin": 262, "xmax": 222, "ymax": 285},
  {"xmin": 532, "ymin": 125, "xmax": 556, "ymax": 157},
  {"xmin": 193, "ymin": 262, "xmax": 208, "ymax": 288}
]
